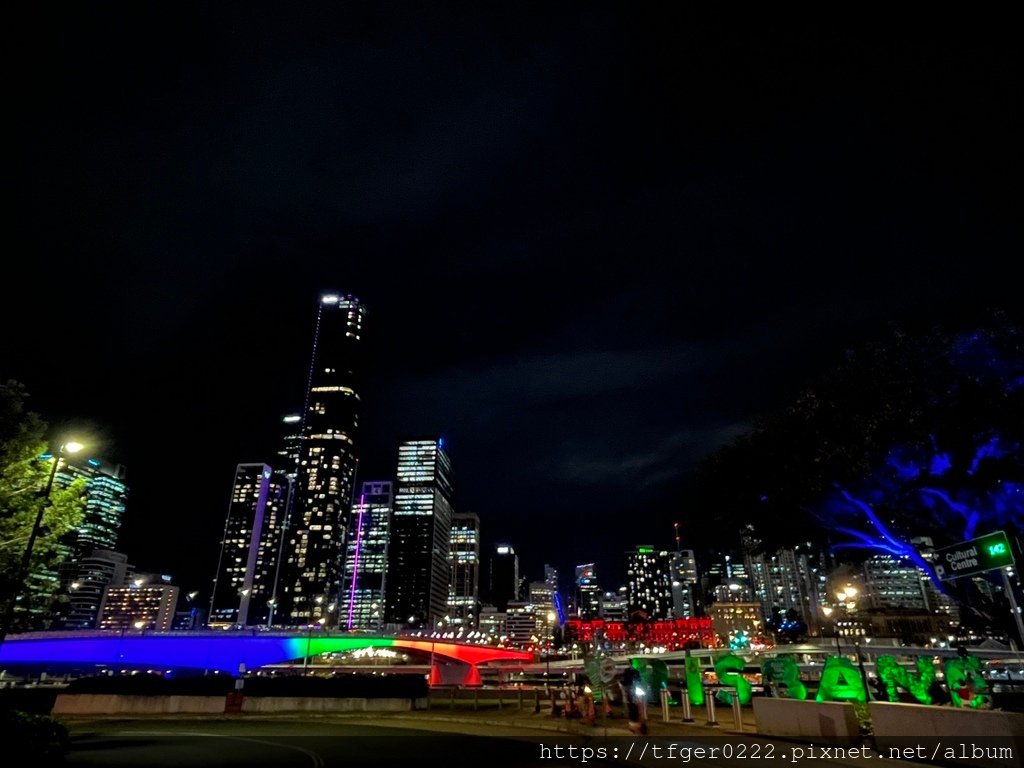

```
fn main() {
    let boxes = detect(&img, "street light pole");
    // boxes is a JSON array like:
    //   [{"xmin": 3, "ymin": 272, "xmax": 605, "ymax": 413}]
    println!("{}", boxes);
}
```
[{"xmin": 0, "ymin": 441, "xmax": 83, "ymax": 645}]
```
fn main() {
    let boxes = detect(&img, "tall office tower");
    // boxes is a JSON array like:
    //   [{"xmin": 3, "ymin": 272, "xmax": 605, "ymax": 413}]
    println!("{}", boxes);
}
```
[
  {"xmin": 280, "ymin": 293, "xmax": 367, "ymax": 625},
  {"xmin": 209, "ymin": 464, "xmax": 291, "ymax": 627},
  {"xmin": 862, "ymin": 553, "xmax": 930, "ymax": 611},
  {"xmin": 488, "ymin": 544, "xmax": 519, "ymax": 611},
  {"xmin": 56, "ymin": 456, "xmax": 128, "ymax": 559},
  {"xmin": 743, "ymin": 544, "xmax": 827, "ymax": 630},
  {"xmin": 575, "ymin": 563, "xmax": 601, "ymax": 619},
  {"xmin": 63, "ymin": 550, "xmax": 132, "ymax": 630},
  {"xmin": 670, "ymin": 549, "xmax": 698, "ymax": 619},
  {"xmin": 340, "ymin": 481, "xmax": 393, "ymax": 630},
  {"xmin": 626, "ymin": 546, "xmax": 673, "ymax": 621},
  {"xmin": 50, "ymin": 456, "xmax": 129, "ymax": 628},
  {"xmin": 384, "ymin": 438, "xmax": 454, "ymax": 627},
  {"xmin": 278, "ymin": 414, "xmax": 303, "ymax": 481},
  {"xmin": 544, "ymin": 564, "xmax": 559, "ymax": 592},
  {"xmin": 528, "ymin": 580, "xmax": 556, "ymax": 641},
  {"xmin": 448, "ymin": 511, "xmax": 480, "ymax": 626}
]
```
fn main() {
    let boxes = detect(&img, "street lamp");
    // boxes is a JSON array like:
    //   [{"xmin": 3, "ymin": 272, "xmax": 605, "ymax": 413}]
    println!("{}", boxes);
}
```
[
  {"xmin": 303, "ymin": 618, "xmax": 327, "ymax": 674},
  {"xmin": 0, "ymin": 440, "xmax": 84, "ymax": 644}
]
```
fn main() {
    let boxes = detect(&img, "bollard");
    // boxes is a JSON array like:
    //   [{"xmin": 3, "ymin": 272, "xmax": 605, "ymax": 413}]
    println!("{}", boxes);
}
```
[
  {"xmin": 680, "ymin": 689, "xmax": 694, "ymax": 723},
  {"xmin": 704, "ymin": 688, "xmax": 719, "ymax": 727},
  {"xmin": 731, "ymin": 687, "xmax": 743, "ymax": 732},
  {"xmin": 660, "ymin": 688, "xmax": 670, "ymax": 722}
]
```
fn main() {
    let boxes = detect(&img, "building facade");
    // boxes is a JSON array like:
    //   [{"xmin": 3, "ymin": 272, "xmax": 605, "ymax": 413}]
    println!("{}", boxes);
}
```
[
  {"xmin": 670, "ymin": 549, "xmax": 698, "ymax": 619},
  {"xmin": 99, "ymin": 575, "xmax": 179, "ymax": 632},
  {"xmin": 62, "ymin": 549, "xmax": 132, "ymax": 630},
  {"xmin": 279, "ymin": 293, "xmax": 367, "ymax": 625},
  {"xmin": 448, "ymin": 511, "xmax": 480, "ymax": 626},
  {"xmin": 489, "ymin": 544, "xmax": 519, "ymax": 611},
  {"xmin": 626, "ymin": 546, "xmax": 673, "ymax": 621},
  {"xmin": 340, "ymin": 481, "xmax": 393, "ymax": 630},
  {"xmin": 575, "ymin": 563, "xmax": 601, "ymax": 619},
  {"xmin": 384, "ymin": 438, "xmax": 454, "ymax": 627},
  {"xmin": 209, "ymin": 464, "xmax": 291, "ymax": 627}
]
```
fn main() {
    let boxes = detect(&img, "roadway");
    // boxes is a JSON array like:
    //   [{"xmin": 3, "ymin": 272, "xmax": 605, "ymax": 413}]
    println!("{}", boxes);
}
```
[{"xmin": 56, "ymin": 709, "xmax": 930, "ymax": 768}]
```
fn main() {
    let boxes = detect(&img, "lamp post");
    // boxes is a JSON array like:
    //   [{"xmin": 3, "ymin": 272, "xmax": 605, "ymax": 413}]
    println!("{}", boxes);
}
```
[
  {"xmin": 303, "ymin": 618, "xmax": 326, "ymax": 674},
  {"xmin": 0, "ymin": 440, "xmax": 84, "ymax": 644}
]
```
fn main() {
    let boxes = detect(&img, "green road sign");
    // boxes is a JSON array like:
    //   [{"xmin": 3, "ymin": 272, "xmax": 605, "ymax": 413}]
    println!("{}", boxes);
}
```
[{"xmin": 934, "ymin": 531, "xmax": 1015, "ymax": 581}]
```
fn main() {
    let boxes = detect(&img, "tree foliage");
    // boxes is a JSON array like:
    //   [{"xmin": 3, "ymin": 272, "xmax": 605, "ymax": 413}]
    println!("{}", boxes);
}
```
[
  {"xmin": 694, "ymin": 317, "xmax": 1024, "ymax": 557},
  {"xmin": 0, "ymin": 381, "xmax": 86, "ymax": 631}
]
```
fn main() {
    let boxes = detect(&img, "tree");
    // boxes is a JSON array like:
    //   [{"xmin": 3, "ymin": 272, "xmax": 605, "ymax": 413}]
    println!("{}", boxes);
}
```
[
  {"xmin": 695, "ymin": 318, "xmax": 1024, "ymax": 554},
  {"xmin": 0, "ymin": 381, "xmax": 86, "ymax": 633}
]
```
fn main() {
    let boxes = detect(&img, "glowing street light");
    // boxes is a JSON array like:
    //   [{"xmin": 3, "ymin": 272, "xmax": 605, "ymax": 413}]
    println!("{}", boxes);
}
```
[{"xmin": 0, "ymin": 440, "xmax": 84, "ymax": 644}]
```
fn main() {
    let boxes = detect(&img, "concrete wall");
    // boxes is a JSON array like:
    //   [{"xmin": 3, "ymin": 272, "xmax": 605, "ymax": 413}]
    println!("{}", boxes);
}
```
[
  {"xmin": 870, "ymin": 701, "xmax": 1024, "ymax": 764},
  {"xmin": 753, "ymin": 698, "xmax": 861, "ymax": 746},
  {"xmin": 241, "ymin": 697, "xmax": 420, "ymax": 713},
  {"xmin": 52, "ymin": 694, "xmax": 426, "ymax": 715},
  {"xmin": 53, "ymin": 694, "xmax": 226, "ymax": 715}
]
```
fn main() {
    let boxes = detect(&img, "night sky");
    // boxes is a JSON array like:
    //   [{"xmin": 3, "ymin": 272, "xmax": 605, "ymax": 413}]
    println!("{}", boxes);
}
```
[{"xmin": 6, "ymin": 5, "xmax": 1021, "ymax": 598}]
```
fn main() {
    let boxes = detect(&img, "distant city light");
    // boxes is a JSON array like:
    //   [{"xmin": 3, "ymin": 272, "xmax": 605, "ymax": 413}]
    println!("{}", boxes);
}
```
[{"xmin": 321, "ymin": 295, "xmax": 339, "ymax": 304}]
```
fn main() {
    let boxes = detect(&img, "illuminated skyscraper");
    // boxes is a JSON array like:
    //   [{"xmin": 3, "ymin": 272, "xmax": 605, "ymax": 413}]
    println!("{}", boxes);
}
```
[
  {"xmin": 574, "ymin": 563, "xmax": 601, "ymax": 619},
  {"xmin": 670, "ymin": 549, "xmax": 698, "ymax": 619},
  {"xmin": 279, "ymin": 293, "xmax": 367, "ymax": 625},
  {"xmin": 209, "ymin": 464, "xmax": 291, "ymax": 627},
  {"xmin": 278, "ymin": 413, "xmax": 303, "ymax": 482},
  {"xmin": 51, "ymin": 456, "xmax": 129, "ymax": 629},
  {"xmin": 626, "ymin": 546, "xmax": 673, "ymax": 621},
  {"xmin": 384, "ymin": 438, "xmax": 454, "ymax": 627},
  {"xmin": 341, "ymin": 481, "xmax": 393, "ymax": 630},
  {"xmin": 448, "ymin": 511, "xmax": 480, "ymax": 626}
]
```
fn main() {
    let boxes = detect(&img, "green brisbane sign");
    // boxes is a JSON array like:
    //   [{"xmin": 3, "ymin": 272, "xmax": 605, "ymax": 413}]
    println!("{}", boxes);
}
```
[{"xmin": 934, "ymin": 531, "xmax": 1015, "ymax": 581}]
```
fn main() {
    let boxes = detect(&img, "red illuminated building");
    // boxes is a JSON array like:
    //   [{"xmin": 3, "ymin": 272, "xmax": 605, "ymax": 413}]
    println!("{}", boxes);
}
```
[{"xmin": 565, "ymin": 617, "xmax": 717, "ymax": 649}]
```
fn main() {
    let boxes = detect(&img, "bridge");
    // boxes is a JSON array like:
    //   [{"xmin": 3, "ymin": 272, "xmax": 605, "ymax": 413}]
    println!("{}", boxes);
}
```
[{"xmin": 0, "ymin": 631, "xmax": 534, "ymax": 685}]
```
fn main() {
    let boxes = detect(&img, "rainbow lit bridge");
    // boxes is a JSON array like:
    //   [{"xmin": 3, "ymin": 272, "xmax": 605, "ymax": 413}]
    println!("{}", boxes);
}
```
[{"xmin": 0, "ymin": 632, "xmax": 534, "ymax": 683}]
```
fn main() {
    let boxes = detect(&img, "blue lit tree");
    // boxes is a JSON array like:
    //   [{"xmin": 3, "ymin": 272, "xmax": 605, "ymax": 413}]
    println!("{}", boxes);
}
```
[
  {"xmin": 821, "ymin": 433, "xmax": 1023, "ymax": 590},
  {"xmin": 696, "ymin": 316, "xmax": 1024, "ymax": 566}
]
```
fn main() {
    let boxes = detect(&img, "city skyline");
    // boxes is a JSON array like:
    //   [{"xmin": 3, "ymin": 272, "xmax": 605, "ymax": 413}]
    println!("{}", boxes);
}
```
[{"xmin": 5, "ymin": 6, "xmax": 1021, "ymax": 597}]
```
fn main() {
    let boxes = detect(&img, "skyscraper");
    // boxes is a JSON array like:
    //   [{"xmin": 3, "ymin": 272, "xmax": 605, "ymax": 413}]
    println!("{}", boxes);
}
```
[
  {"xmin": 626, "ymin": 546, "xmax": 673, "ymax": 621},
  {"xmin": 51, "ymin": 456, "xmax": 129, "ymax": 628},
  {"xmin": 574, "ymin": 563, "xmax": 601, "ymax": 619},
  {"xmin": 209, "ymin": 464, "xmax": 291, "ymax": 627},
  {"xmin": 384, "ymin": 438, "xmax": 454, "ymax": 627},
  {"xmin": 56, "ymin": 457, "xmax": 128, "ymax": 559},
  {"xmin": 448, "ymin": 511, "xmax": 480, "ymax": 626},
  {"xmin": 341, "ymin": 481, "xmax": 393, "ymax": 630},
  {"xmin": 489, "ymin": 544, "xmax": 519, "ymax": 611},
  {"xmin": 279, "ymin": 293, "xmax": 367, "ymax": 625},
  {"xmin": 670, "ymin": 549, "xmax": 698, "ymax": 619}
]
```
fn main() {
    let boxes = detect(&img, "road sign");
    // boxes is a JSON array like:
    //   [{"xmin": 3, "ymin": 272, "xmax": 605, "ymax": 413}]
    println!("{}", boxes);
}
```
[{"xmin": 934, "ymin": 531, "xmax": 1015, "ymax": 581}]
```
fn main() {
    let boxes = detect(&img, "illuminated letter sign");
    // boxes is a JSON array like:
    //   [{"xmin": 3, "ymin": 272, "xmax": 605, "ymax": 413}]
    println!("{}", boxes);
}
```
[
  {"xmin": 684, "ymin": 655, "xmax": 704, "ymax": 706},
  {"xmin": 876, "ymin": 655, "xmax": 934, "ymax": 704},
  {"xmin": 761, "ymin": 657, "xmax": 807, "ymax": 700},
  {"xmin": 815, "ymin": 656, "xmax": 867, "ymax": 703},
  {"xmin": 714, "ymin": 653, "xmax": 752, "ymax": 705}
]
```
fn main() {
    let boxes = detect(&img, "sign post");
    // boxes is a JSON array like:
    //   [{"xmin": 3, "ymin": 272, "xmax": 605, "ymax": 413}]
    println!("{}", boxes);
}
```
[{"xmin": 934, "ymin": 531, "xmax": 1023, "ymax": 650}]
